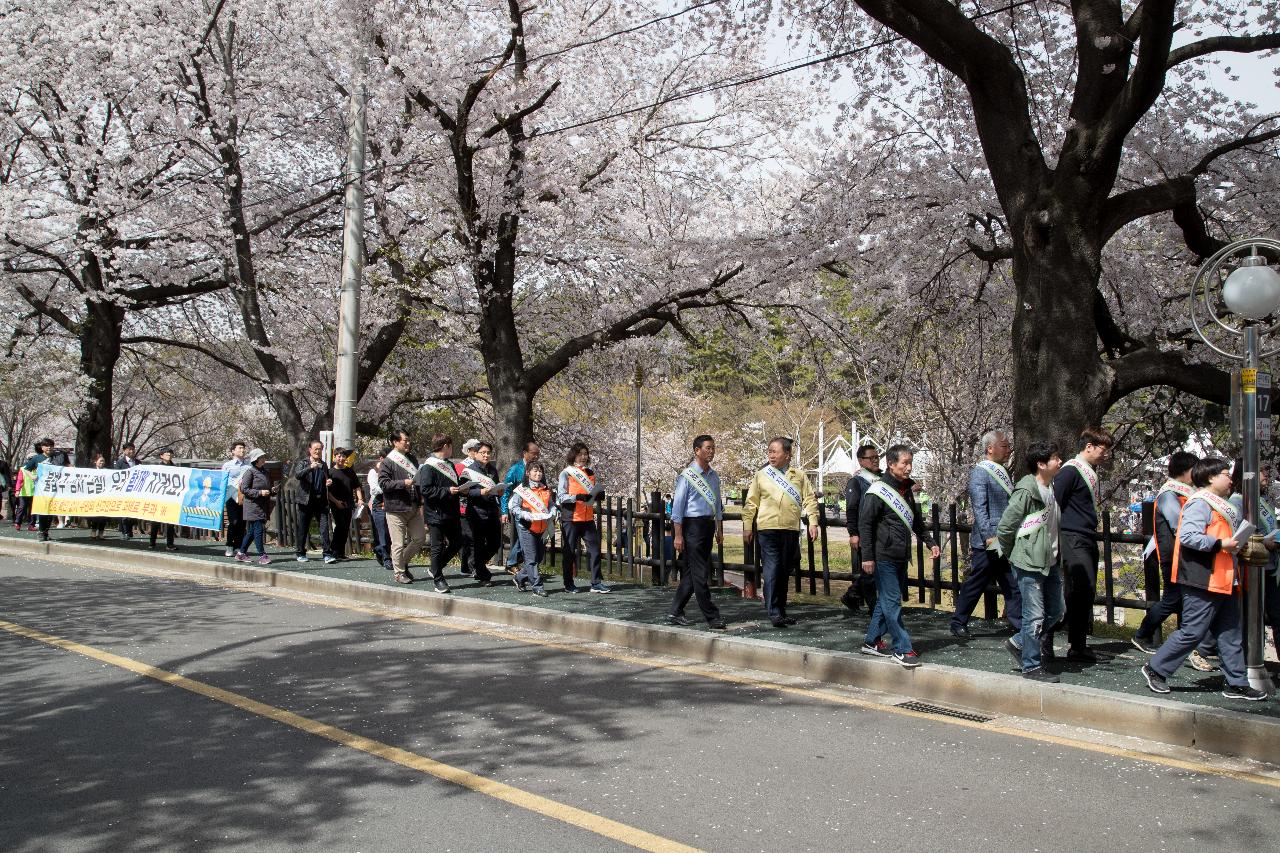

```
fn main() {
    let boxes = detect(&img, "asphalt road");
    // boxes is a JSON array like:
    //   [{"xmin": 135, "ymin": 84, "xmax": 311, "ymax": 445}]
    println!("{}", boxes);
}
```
[{"xmin": 2, "ymin": 553, "xmax": 1278, "ymax": 853}]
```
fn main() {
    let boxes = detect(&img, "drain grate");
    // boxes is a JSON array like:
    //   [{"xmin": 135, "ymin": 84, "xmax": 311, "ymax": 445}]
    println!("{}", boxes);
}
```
[{"xmin": 895, "ymin": 700, "xmax": 995, "ymax": 723}]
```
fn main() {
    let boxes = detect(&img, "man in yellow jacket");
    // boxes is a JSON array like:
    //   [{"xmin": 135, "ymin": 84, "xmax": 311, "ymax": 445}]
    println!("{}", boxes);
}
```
[{"xmin": 742, "ymin": 437, "xmax": 820, "ymax": 628}]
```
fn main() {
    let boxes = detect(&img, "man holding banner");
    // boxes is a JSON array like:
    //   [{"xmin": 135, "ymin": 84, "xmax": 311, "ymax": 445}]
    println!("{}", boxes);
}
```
[
  {"xmin": 950, "ymin": 429, "xmax": 1022, "ymax": 638},
  {"xmin": 858, "ymin": 444, "xmax": 939, "ymax": 667},
  {"xmin": 742, "ymin": 437, "xmax": 819, "ymax": 628}
]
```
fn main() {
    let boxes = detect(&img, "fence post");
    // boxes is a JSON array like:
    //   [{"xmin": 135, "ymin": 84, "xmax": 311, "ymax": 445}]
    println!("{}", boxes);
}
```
[
  {"xmin": 819, "ymin": 510, "xmax": 830, "ymax": 596},
  {"xmin": 948, "ymin": 503, "xmax": 959, "ymax": 600},
  {"xmin": 930, "ymin": 502, "xmax": 942, "ymax": 606},
  {"xmin": 915, "ymin": 525, "xmax": 924, "ymax": 603},
  {"xmin": 807, "ymin": 520, "xmax": 817, "ymax": 596},
  {"xmin": 649, "ymin": 490, "xmax": 664, "ymax": 586},
  {"xmin": 626, "ymin": 497, "xmax": 636, "ymax": 581},
  {"xmin": 1102, "ymin": 513, "xmax": 1115, "ymax": 626},
  {"xmin": 605, "ymin": 496, "xmax": 615, "ymax": 577}
]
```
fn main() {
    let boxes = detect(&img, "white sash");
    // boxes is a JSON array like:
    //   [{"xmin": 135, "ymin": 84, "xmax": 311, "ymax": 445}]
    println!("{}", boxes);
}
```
[
  {"xmin": 1190, "ymin": 489, "xmax": 1240, "ymax": 529},
  {"xmin": 680, "ymin": 465, "xmax": 718, "ymax": 510},
  {"xmin": 423, "ymin": 456, "xmax": 458, "ymax": 484},
  {"xmin": 463, "ymin": 465, "xmax": 498, "ymax": 489},
  {"xmin": 976, "ymin": 459, "xmax": 1014, "ymax": 496},
  {"xmin": 1259, "ymin": 497, "xmax": 1276, "ymax": 533},
  {"xmin": 1063, "ymin": 457, "xmax": 1099, "ymax": 510},
  {"xmin": 386, "ymin": 449, "xmax": 418, "ymax": 477},
  {"xmin": 761, "ymin": 466, "xmax": 802, "ymax": 508},
  {"xmin": 856, "ymin": 467, "xmax": 880, "ymax": 484},
  {"xmin": 1145, "ymin": 479, "xmax": 1198, "ymax": 559},
  {"xmin": 867, "ymin": 481, "xmax": 914, "ymax": 529},
  {"xmin": 565, "ymin": 465, "xmax": 595, "ymax": 493},
  {"xmin": 515, "ymin": 485, "xmax": 549, "ymax": 514},
  {"xmin": 1016, "ymin": 507, "xmax": 1049, "ymax": 539}
]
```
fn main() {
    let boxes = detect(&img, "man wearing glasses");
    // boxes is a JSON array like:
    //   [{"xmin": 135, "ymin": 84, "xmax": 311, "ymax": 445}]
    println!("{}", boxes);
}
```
[
  {"xmin": 951, "ymin": 430, "xmax": 1022, "ymax": 638},
  {"xmin": 841, "ymin": 445, "xmax": 883, "ymax": 612}
]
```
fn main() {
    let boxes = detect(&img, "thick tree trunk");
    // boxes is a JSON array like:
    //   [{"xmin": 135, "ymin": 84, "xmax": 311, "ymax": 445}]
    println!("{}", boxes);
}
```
[
  {"xmin": 1010, "ymin": 229, "xmax": 1110, "ymax": 456},
  {"xmin": 489, "ymin": 377, "xmax": 534, "ymax": 467},
  {"xmin": 75, "ymin": 299, "xmax": 125, "ymax": 463}
]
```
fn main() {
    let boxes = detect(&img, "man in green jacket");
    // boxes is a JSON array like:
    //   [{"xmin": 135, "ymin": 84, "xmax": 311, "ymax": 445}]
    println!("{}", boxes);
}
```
[{"xmin": 995, "ymin": 441, "xmax": 1064, "ymax": 682}]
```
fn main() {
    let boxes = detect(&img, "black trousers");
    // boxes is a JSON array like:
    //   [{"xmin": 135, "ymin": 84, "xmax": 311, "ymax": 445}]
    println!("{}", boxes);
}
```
[
  {"xmin": 1137, "ymin": 559, "xmax": 1181, "ymax": 639},
  {"xmin": 672, "ymin": 516, "xmax": 721, "ymax": 622},
  {"xmin": 1049, "ymin": 531, "xmax": 1098, "ymax": 651},
  {"xmin": 561, "ymin": 518, "xmax": 602, "ymax": 587},
  {"xmin": 429, "ymin": 517, "xmax": 464, "ymax": 582},
  {"xmin": 295, "ymin": 501, "xmax": 332, "ymax": 557},
  {"xmin": 459, "ymin": 512, "xmax": 474, "ymax": 574},
  {"xmin": 951, "ymin": 548, "xmax": 1022, "ymax": 629},
  {"xmin": 149, "ymin": 522, "xmax": 174, "ymax": 548},
  {"xmin": 466, "ymin": 515, "xmax": 501, "ymax": 582},
  {"xmin": 224, "ymin": 498, "xmax": 245, "ymax": 550},
  {"xmin": 331, "ymin": 506, "xmax": 353, "ymax": 558}
]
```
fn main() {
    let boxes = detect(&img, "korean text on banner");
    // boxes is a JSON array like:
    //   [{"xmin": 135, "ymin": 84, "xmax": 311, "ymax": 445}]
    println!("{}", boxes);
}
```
[{"xmin": 30, "ymin": 463, "xmax": 228, "ymax": 531}]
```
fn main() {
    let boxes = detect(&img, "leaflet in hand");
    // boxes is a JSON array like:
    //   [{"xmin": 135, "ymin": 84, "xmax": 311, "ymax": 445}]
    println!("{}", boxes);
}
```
[
  {"xmin": 1231, "ymin": 520, "xmax": 1256, "ymax": 547},
  {"xmin": 1266, "ymin": 529, "xmax": 1278, "ymax": 544},
  {"xmin": 526, "ymin": 511, "xmax": 554, "ymax": 521}
]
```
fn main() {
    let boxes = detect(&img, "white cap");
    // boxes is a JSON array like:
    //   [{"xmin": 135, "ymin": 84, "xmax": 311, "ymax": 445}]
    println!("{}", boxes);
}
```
[
  {"xmin": 461, "ymin": 438, "xmax": 481, "ymax": 452},
  {"xmin": 247, "ymin": 448, "xmax": 267, "ymax": 464}
]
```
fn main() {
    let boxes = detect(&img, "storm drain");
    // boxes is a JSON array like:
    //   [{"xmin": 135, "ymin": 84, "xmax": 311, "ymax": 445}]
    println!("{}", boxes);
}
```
[{"xmin": 895, "ymin": 700, "xmax": 995, "ymax": 723}]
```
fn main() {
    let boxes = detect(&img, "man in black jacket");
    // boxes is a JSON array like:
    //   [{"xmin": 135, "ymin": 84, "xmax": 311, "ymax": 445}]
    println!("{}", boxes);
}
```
[
  {"xmin": 149, "ymin": 448, "xmax": 179, "ymax": 551},
  {"xmin": 461, "ymin": 441, "xmax": 505, "ymax": 584},
  {"xmin": 292, "ymin": 439, "xmax": 335, "ymax": 563},
  {"xmin": 415, "ymin": 433, "xmax": 464, "ymax": 594},
  {"xmin": 858, "ymin": 444, "xmax": 939, "ymax": 668},
  {"xmin": 842, "ymin": 445, "xmax": 882, "ymax": 612},
  {"xmin": 115, "ymin": 442, "xmax": 140, "ymax": 539}
]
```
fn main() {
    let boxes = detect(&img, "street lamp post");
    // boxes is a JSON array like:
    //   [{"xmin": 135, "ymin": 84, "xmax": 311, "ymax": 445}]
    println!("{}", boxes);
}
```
[{"xmin": 1190, "ymin": 237, "xmax": 1280, "ymax": 696}]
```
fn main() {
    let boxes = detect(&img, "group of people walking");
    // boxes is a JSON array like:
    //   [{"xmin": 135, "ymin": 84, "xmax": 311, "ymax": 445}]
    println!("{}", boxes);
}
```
[{"xmin": 14, "ymin": 424, "xmax": 1274, "ymax": 702}]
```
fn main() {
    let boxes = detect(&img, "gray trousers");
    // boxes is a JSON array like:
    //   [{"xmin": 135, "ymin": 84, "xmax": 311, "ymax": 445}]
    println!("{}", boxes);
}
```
[{"xmin": 1149, "ymin": 585, "xmax": 1247, "ymax": 686}]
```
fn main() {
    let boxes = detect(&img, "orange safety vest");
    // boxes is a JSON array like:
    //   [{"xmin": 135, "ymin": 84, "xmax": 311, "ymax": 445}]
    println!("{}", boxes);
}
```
[
  {"xmin": 564, "ymin": 467, "xmax": 596, "ymax": 523},
  {"xmin": 1171, "ymin": 504, "xmax": 1236, "ymax": 594},
  {"xmin": 522, "ymin": 485, "xmax": 552, "ymax": 535},
  {"xmin": 1152, "ymin": 492, "xmax": 1189, "ymax": 568}
]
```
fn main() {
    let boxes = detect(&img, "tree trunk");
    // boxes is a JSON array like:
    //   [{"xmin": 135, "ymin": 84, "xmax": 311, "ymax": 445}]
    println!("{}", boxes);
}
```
[
  {"xmin": 488, "ymin": 372, "xmax": 535, "ymax": 466},
  {"xmin": 76, "ymin": 299, "xmax": 125, "ymax": 463},
  {"xmin": 1010, "ymin": 227, "xmax": 1111, "ymax": 457}
]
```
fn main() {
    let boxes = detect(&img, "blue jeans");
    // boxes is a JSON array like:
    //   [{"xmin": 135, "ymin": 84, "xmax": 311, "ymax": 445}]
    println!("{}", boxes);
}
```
[
  {"xmin": 1014, "ymin": 565, "xmax": 1064, "ymax": 671},
  {"xmin": 238, "ymin": 520, "xmax": 266, "ymax": 557},
  {"xmin": 506, "ymin": 516, "xmax": 524, "ymax": 567},
  {"xmin": 864, "ymin": 560, "xmax": 912, "ymax": 654},
  {"xmin": 515, "ymin": 524, "xmax": 545, "ymax": 591},
  {"xmin": 370, "ymin": 506, "xmax": 392, "ymax": 569},
  {"xmin": 756, "ymin": 529, "xmax": 798, "ymax": 621}
]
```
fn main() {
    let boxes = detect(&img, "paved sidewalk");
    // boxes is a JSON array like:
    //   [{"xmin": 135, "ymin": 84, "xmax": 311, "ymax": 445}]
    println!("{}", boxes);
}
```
[{"xmin": 5, "ymin": 524, "xmax": 1278, "ymax": 718}]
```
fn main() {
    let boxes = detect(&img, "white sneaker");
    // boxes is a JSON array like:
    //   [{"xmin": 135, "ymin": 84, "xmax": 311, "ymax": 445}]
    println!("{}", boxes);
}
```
[
  {"xmin": 224, "ymin": 547, "xmax": 235, "ymax": 557},
  {"xmin": 296, "ymin": 555, "xmax": 309, "ymax": 563}
]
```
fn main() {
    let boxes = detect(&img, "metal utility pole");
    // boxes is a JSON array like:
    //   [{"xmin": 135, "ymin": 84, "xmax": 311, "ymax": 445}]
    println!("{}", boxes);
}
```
[
  {"xmin": 332, "ymin": 76, "xmax": 366, "ymax": 450},
  {"xmin": 634, "ymin": 362, "xmax": 644, "ymax": 504}
]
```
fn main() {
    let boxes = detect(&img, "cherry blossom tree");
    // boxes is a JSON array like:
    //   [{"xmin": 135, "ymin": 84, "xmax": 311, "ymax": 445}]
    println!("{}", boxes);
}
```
[{"xmin": 776, "ymin": 0, "xmax": 1280, "ymax": 451}]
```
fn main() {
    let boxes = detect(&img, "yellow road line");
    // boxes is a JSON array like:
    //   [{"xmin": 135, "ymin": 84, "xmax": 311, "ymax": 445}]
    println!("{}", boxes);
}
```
[
  {"xmin": 0, "ymin": 617, "xmax": 703, "ymax": 853},
  {"xmin": 12, "ymin": 551, "xmax": 1280, "ymax": 790}
]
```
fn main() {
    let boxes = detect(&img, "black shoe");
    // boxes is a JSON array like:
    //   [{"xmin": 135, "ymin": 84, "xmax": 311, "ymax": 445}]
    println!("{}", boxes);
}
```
[
  {"xmin": 667, "ymin": 614, "xmax": 691, "ymax": 626},
  {"xmin": 532, "ymin": 587, "xmax": 549, "ymax": 597},
  {"xmin": 1004, "ymin": 637, "xmax": 1023, "ymax": 668},
  {"xmin": 1066, "ymin": 646, "xmax": 1098, "ymax": 663},
  {"xmin": 1023, "ymin": 667, "xmax": 1060, "ymax": 683},
  {"xmin": 1222, "ymin": 683, "xmax": 1268, "ymax": 701},
  {"xmin": 1142, "ymin": 664, "xmax": 1170, "ymax": 694},
  {"xmin": 771, "ymin": 620, "xmax": 789, "ymax": 629},
  {"xmin": 707, "ymin": 619, "xmax": 727, "ymax": 630},
  {"xmin": 1042, "ymin": 641, "xmax": 1056, "ymax": 660},
  {"xmin": 514, "ymin": 579, "xmax": 528, "ymax": 592},
  {"xmin": 460, "ymin": 568, "xmax": 474, "ymax": 577},
  {"xmin": 433, "ymin": 579, "xmax": 451, "ymax": 594},
  {"xmin": 782, "ymin": 617, "xmax": 797, "ymax": 625},
  {"xmin": 950, "ymin": 624, "xmax": 971, "ymax": 639},
  {"xmin": 37, "ymin": 534, "xmax": 49, "ymax": 542},
  {"xmin": 840, "ymin": 589, "xmax": 862, "ymax": 612},
  {"xmin": 1131, "ymin": 636, "xmax": 1158, "ymax": 655},
  {"xmin": 165, "ymin": 545, "xmax": 179, "ymax": 552}
]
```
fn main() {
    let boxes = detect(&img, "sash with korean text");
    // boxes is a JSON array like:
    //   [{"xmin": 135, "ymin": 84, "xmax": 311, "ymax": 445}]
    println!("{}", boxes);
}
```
[
  {"xmin": 976, "ymin": 459, "xmax": 1014, "ymax": 495},
  {"xmin": 867, "ymin": 480, "xmax": 914, "ymax": 529},
  {"xmin": 761, "ymin": 465, "xmax": 802, "ymax": 508}
]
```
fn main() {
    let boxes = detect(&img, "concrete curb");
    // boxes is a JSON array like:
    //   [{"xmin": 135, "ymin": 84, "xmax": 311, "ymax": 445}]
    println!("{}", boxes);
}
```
[{"xmin": 7, "ymin": 538, "xmax": 1279, "ymax": 765}]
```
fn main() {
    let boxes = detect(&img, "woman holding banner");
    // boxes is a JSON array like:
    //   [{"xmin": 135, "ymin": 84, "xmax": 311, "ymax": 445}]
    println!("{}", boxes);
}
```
[
  {"xmin": 741, "ymin": 437, "xmax": 820, "ymax": 628},
  {"xmin": 89, "ymin": 454, "xmax": 110, "ymax": 539}
]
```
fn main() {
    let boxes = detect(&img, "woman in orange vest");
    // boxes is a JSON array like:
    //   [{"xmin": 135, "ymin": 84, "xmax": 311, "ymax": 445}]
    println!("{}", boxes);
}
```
[
  {"xmin": 507, "ymin": 461, "xmax": 552, "ymax": 597},
  {"xmin": 1141, "ymin": 458, "xmax": 1265, "ymax": 701},
  {"xmin": 557, "ymin": 442, "xmax": 608, "ymax": 594}
]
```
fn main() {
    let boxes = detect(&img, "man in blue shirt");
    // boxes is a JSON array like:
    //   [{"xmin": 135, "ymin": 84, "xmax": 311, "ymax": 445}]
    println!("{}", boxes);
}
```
[
  {"xmin": 667, "ymin": 435, "xmax": 727, "ymax": 629},
  {"xmin": 951, "ymin": 430, "xmax": 1022, "ymax": 638},
  {"xmin": 501, "ymin": 440, "xmax": 541, "ymax": 572}
]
